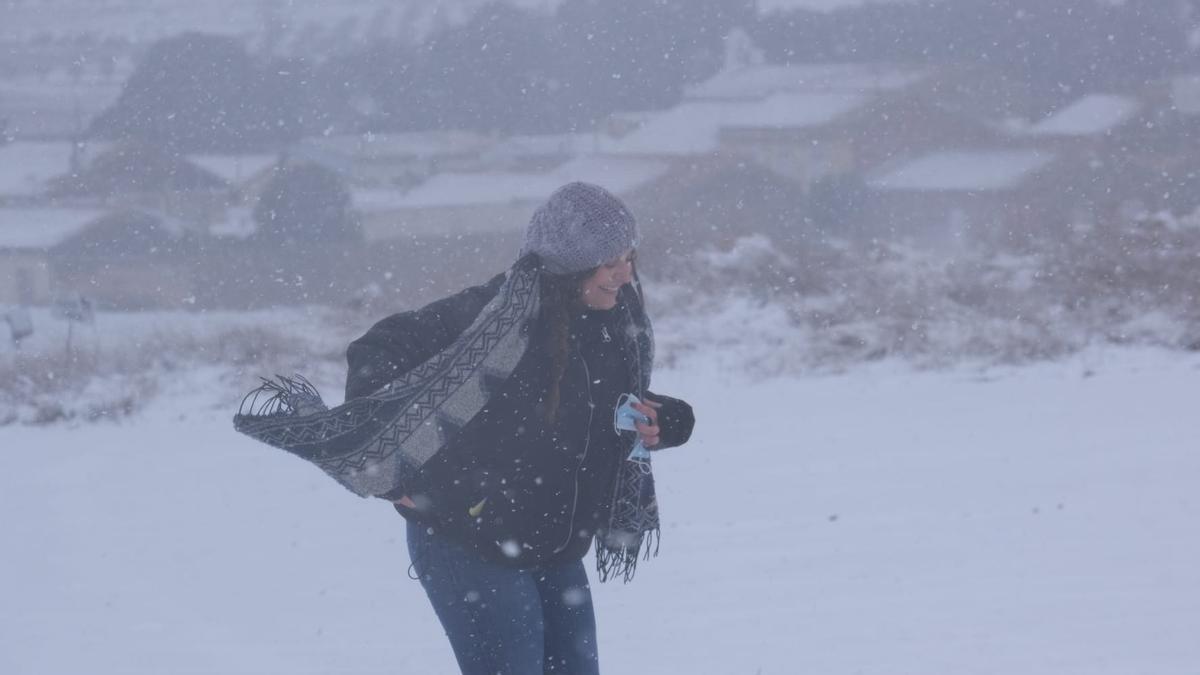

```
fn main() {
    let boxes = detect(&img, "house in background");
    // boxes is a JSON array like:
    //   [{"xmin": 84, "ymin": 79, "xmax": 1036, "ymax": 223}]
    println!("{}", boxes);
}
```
[
  {"xmin": 830, "ymin": 65, "xmax": 1029, "ymax": 174},
  {"xmin": 683, "ymin": 31, "xmax": 929, "ymax": 104},
  {"xmin": 0, "ymin": 141, "xmax": 75, "ymax": 205},
  {"xmin": 859, "ymin": 149, "xmax": 1067, "ymax": 249},
  {"xmin": 354, "ymin": 154, "xmax": 669, "ymax": 305},
  {"xmin": 678, "ymin": 34, "xmax": 961, "ymax": 179},
  {"xmin": 1015, "ymin": 90, "xmax": 1200, "ymax": 219},
  {"xmin": 608, "ymin": 91, "xmax": 871, "ymax": 183},
  {"xmin": 290, "ymin": 131, "xmax": 496, "ymax": 190},
  {"xmin": 1017, "ymin": 93, "xmax": 1144, "ymax": 163},
  {"xmin": 46, "ymin": 141, "xmax": 230, "ymax": 229},
  {"xmin": 186, "ymin": 153, "xmax": 279, "ymax": 197},
  {"xmin": 0, "ymin": 206, "xmax": 105, "ymax": 305},
  {"xmin": 627, "ymin": 158, "xmax": 821, "ymax": 265},
  {"xmin": 601, "ymin": 36, "xmax": 1027, "ymax": 252},
  {"xmin": 477, "ymin": 133, "xmax": 620, "ymax": 172},
  {"xmin": 672, "ymin": 35, "xmax": 933, "ymax": 182},
  {"xmin": 692, "ymin": 57, "xmax": 1026, "ymax": 176},
  {"xmin": 0, "ymin": 140, "xmax": 111, "ymax": 206},
  {"xmin": 50, "ymin": 210, "xmax": 201, "ymax": 310},
  {"xmin": 598, "ymin": 82, "xmax": 878, "ymax": 255}
]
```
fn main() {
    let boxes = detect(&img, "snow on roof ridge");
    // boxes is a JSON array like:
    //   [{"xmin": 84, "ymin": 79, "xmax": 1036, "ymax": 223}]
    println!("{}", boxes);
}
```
[
  {"xmin": 0, "ymin": 206, "xmax": 108, "ymax": 250},
  {"xmin": 0, "ymin": 141, "xmax": 75, "ymax": 197},
  {"xmin": 187, "ymin": 154, "xmax": 280, "ymax": 184},
  {"xmin": 867, "ymin": 149, "xmax": 1055, "ymax": 192},
  {"xmin": 686, "ymin": 61, "xmax": 928, "ymax": 101},
  {"xmin": 296, "ymin": 130, "xmax": 495, "ymax": 159},
  {"xmin": 354, "ymin": 155, "xmax": 670, "ymax": 211},
  {"xmin": 607, "ymin": 91, "xmax": 870, "ymax": 157},
  {"xmin": 1026, "ymin": 94, "xmax": 1141, "ymax": 137}
]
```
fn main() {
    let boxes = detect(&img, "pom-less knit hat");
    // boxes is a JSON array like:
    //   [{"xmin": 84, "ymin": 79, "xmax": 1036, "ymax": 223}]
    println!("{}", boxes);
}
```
[{"xmin": 521, "ymin": 182, "xmax": 639, "ymax": 275}]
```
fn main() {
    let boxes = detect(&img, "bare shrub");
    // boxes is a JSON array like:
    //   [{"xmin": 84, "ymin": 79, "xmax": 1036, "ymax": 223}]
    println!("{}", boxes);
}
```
[
  {"xmin": 0, "ymin": 309, "xmax": 357, "ymax": 426},
  {"xmin": 657, "ymin": 211, "xmax": 1200, "ymax": 375}
]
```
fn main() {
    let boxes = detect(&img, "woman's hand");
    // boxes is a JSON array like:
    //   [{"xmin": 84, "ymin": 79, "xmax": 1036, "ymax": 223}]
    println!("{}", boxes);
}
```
[{"xmin": 631, "ymin": 397, "xmax": 663, "ymax": 449}]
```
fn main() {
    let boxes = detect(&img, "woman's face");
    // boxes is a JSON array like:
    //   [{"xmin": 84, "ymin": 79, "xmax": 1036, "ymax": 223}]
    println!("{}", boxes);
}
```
[{"xmin": 578, "ymin": 249, "xmax": 635, "ymax": 310}]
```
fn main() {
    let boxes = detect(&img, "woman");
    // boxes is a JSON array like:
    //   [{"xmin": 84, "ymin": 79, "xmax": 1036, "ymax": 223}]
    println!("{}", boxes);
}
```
[{"xmin": 236, "ymin": 182, "xmax": 694, "ymax": 674}]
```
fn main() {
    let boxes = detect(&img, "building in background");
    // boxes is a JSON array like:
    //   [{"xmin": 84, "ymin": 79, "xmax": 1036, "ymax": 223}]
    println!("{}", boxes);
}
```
[
  {"xmin": 0, "ymin": 140, "xmax": 112, "ymax": 206},
  {"xmin": 353, "ymin": 154, "xmax": 669, "ymax": 303},
  {"xmin": 861, "ymin": 149, "xmax": 1065, "ymax": 248},
  {"xmin": 46, "ymin": 141, "xmax": 230, "ymax": 229},
  {"xmin": 0, "ymin": 207, "xmax": 104, "ymax": 305},
  {"xmin": 50, "ymin": 210, "xmax": 200, "ymax": 310},
  {"xmin": 289, "ymin": 131, "xmax": 496, "ymax": 190}
]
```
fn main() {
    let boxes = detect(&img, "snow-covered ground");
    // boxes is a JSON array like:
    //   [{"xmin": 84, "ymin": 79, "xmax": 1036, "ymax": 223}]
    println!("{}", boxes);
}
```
[{"xmin": 3, "ymin": 345, "xmax": 1198, "ymax": 674}]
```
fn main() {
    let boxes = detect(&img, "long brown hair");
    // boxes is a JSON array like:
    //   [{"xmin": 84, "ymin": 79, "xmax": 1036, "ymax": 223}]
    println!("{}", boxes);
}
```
[
  {"xmin": 538, "ymin": 268, "xmax": 591, "ymax": 425},
  {"xmin": 538, "ymin": 252, "xmax": 641, "ymax": 424}
]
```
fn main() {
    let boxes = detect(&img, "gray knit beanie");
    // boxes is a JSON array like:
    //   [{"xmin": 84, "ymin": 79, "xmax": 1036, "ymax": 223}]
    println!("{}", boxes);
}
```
[{"xmin": 520, "ymin": 182, "xmax": 639, "ymax": 275}]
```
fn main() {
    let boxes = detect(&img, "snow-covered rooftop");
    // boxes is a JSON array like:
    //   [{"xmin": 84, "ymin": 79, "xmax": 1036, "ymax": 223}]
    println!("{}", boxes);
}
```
[
  {"xmin": 187, "ymin": 155, "xmax": 279, "ymax": 185},
  {"xmin": 295, "ymin": 131, "xmax": 495, "ymax": 161},
  {"xmin": 355, "ymin": 155, "xmax": 670, "ymax": 214},
  {"xmin": 208, "ymin": 206, "xmax": 257, "ymax": 240},
  {"xmin": 354, "ymin": 175, "xmax": 540, "ymax": 213},
  {"xmin": 868, "ymin": 150, "xmax": 1055, "ymax": 192},
  {"xmin": 608, "ymin": 92, "xmax": 869, "ymax": 156},
  {"xmin": 0, "ymin": 207, "xmax": 105, "ymax": 250},
  {"xmin": 686, "ymin": 62, "xmax": 928, "ymax": 101},
  {"xmin": 0, "ymin": 142, "xmax": 75, "ymax": 197},
  {"xmin": 479, "ymin": 133, "xmax": 622, "ymax": 163},
  {"xmin": 547, "ymin": 154, "xmax": 671, "ymax": 196},
  {"xmin": 1026, "ymin": 94, "xmax": 1141, "ymax": 137}
]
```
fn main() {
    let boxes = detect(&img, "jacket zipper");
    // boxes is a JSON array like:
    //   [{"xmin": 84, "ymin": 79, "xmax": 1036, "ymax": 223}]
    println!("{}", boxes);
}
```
[{"xmin": 552, "ymin": 352, "xmax": 594, "ymax": 555}]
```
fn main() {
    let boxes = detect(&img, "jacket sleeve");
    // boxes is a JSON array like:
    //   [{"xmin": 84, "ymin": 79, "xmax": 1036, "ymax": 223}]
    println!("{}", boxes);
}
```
[
  {"xmin": 646, "ymin": 391, "xmax": 694, "ymax": 450},
  {"xmin": 344, "ymin": 274, "xmax": 505, "ymax": 402}
]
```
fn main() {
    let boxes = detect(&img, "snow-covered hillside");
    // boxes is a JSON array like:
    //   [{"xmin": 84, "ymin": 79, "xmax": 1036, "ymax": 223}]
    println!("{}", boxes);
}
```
[{"xmin": 2, "ymin": 346, "xmax": 1198, "ymax": 674}]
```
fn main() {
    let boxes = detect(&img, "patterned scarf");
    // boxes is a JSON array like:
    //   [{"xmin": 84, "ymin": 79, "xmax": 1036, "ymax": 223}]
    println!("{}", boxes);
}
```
[{"xmin": 233, "ymin": 254, "xmax": 660, "ymax": 581}]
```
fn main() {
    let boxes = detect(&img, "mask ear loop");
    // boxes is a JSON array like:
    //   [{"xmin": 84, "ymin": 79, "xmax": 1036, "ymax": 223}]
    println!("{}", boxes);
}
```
[
  {"xmin": 613, "ymin": 393, "xmax": 632, "ymax": 436},
  {"xmin": 614, "ymin": 392, "xmax": 652, "ymax": 463}
]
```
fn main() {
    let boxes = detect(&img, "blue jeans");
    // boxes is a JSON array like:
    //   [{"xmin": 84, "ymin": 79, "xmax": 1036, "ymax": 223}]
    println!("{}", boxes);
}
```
[{"xmin": 406, "ymin": 520, "xmax": 601, "ymax": 675}]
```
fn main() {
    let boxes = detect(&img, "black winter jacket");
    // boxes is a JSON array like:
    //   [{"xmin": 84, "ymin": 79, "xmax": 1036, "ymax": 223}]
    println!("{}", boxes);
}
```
[{"xmin": 345, "ymin": 274, "xmax": 694, "ymax": 568}]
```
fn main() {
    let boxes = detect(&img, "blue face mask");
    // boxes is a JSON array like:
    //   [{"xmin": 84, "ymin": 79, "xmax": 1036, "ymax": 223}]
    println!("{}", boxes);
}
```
[{"xmin": 613, "ymin": 393, "xmax": 652, "ymax": 461}]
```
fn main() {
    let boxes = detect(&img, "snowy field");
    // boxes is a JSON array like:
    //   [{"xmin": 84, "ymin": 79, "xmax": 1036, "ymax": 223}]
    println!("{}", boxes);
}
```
[{"xmin": 3, "ymin": 344, "xmax": 1198, "ymax": 674}]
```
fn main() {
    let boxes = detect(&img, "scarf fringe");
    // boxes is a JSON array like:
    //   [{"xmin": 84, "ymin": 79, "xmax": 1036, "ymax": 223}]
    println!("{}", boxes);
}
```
[
  {"xmin": 237, "ymin": 374, "xmax": 327, "ymax": 419},
  {"xmin": 595, "ymin": 527, "xmax": 660, "ymax": 583}
]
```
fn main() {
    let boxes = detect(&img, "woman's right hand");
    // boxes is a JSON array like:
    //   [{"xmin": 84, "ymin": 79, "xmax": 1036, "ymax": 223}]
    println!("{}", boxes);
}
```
[
  {"xmin": 393, "ymin": 495, "xmax": 417, "ymax": 508},
  {"xmin": 631, "ymin": 398, "xmax": 663, "ymax": 449}
]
